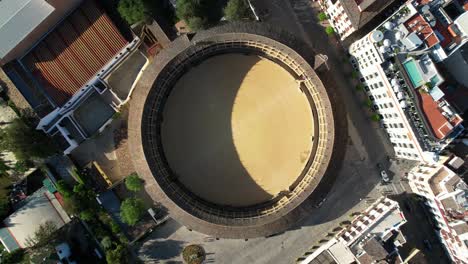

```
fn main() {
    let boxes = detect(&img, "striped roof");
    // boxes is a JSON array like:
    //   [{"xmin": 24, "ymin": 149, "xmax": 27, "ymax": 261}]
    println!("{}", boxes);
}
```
[{"xmin": 23, "ymin": 0, "xmax": 128, "ymax": 106}]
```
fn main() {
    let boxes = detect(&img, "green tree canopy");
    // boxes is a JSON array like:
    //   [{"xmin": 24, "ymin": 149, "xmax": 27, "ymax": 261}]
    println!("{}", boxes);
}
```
[
  {"xmin": 101, "ymin": 236, "xmax": 113, "ymax": 250},
  {"xmin": 25, "ymin": 221, "xmax": 57, "ymax": 248},
  {"xmin": 120, "ymin": 197, "xmax": 145, "ymax": 226},
  {"xmin": 325, "ymin": 26, "xmax": 335, "ymax": 35},
  {"xmin": 106, "ymin": 244, "xmax": 129, "ymax": 264},
  {"xmin": 0, "ymin": 249, "xmax": 26, "ymax": 264},
  {"xmin": 0, "ymin": 118, "xmax": 56, "ymax": 162},
  {"xmin": 176, "ymin": 0, "xmax": 219, "ymax": 31},
  {"xmin": 118, "ymin": 0, "xmax": 150, "ymax": 24},
  {"xmin": 125, "ymin": 173, "xmax": 143, "ymax": 192},
  {"xmin": 317, "ymin": 12, "xmax": 327, "ymax": 22},
  {"xmin": 224, "ymin": 0, "xmax": 251, "ymax": 21}
]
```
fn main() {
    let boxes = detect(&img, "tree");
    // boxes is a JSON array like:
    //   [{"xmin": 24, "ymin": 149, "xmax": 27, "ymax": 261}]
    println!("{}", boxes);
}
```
[
  {"xmin": 25, "ymin": 221, "xmax": 57, "ymax": 248},
  {"xmin": 101, "ymin": 236, "xmax": 113, "ymax": 250},
  {"xmin": 0, "ymin": 118, "xmax": 56, "ymax": 161},
  {"xmin": 80, "ymin": 210, "xmax": 94, "ymax": 221},
  {"xmin": 118, "ymin": 0, "xmax": 150, "ymax": 24},
  {"xmin": 317, "ymin": 12, "xmax": 327, "ymax": 22},
  {"xmin": 106, "ymin": 244, "xmax": 129, "ymax": 264},
  {"xmin": 120, "ymin": 198, "xmax": 145, "ymax": 226},
  {"xmin": 55, "ymin": 180, "xmax": 73, "ymax": 198},
  {"xmin": 1, "ymin": 249, "xmax": 26, "ymax": 264},
  {"xmin": 176, "ymin": 0, "xmax": 219, "ymax": 31},
  {"xmin": 125, "ymin": 173, "xmax": 143, "ymax": 192},
  {"xmin": 182, "ymin": 245, "xmax": 205, "ymax": 264},
  {"xmin": 325, "ymin": 26, "xmax": 335, "ymax": 35},
  {"xmin": 224, "ymin": 0, "xmax": 251, "ymax": 21},
  {"xmin": 0, "ymin": 158, "xmax": 10, "ymax": 176}
]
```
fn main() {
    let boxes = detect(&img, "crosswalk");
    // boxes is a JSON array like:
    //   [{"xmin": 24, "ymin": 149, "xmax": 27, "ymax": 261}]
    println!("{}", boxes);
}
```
[{"xmin": 379, "ymin": 181, "xmax": 407, "ymax": 195}]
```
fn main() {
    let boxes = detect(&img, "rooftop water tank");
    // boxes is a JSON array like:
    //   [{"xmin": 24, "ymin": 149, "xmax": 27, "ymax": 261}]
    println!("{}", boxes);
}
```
[
  {"xmin": 370, "ymin": 30, "xmax": 384, "ymax": 43},
  {"xmin": 383, "ymin": 39, "xmax": 391, "ymax": 47},
  {"xmin": 384, "ymin": 21, "xmax": 395, "ymax": 30}
]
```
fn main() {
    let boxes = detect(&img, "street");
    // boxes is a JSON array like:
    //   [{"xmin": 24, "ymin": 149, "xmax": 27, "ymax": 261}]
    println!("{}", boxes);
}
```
[{"xmin": 136, "ymin": 0, "xmax": 413, "ymax": 263}]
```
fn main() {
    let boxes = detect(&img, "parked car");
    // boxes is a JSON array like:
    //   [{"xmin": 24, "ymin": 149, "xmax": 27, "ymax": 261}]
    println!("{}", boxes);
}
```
[
  {"xmin": 380, "ymin": 170, "xmax": 390, "ymax": 183},
  {"xmin": 314, "ymin": 196, "xmax": 327, "ymax": 208},
  {"xmin": 423, "ymin": 239, "xmax": 432, "ymax": 250}
]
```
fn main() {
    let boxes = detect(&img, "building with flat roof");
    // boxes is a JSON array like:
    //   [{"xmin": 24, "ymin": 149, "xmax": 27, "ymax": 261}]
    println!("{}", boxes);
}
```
[
  {"xmin": 300, "ymin": 197, "xmax": 408, "ymax": 264},
  {"xmin": 318, "ymin": 0, "xmax": 397, "ymax": 40},
  {"xmin": 0, "ymin": 186, "xmax": 71, "ymax": 252},
  {"xmin": 0, "ymin": 0, "xmax": 149, "ymax": 154},
  {"xmin": 408, "ymin": 155, "xmax": 468, "ymax": 263},
  {"xmin": 349, "ymin": 0, "xmax": 467, "ymax": 163}
]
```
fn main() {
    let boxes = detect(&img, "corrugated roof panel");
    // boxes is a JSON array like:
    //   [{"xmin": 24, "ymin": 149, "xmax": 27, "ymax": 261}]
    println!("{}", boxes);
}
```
[
  {"xmin": 0, "ymin": 0, "xmax": 54, "ymax": 59},
  {"xmin": 0, "ymin": 228, "xmax": 20, "ymax": 252},
  {"xmin": 22, "ymin": 0, "xmax": 128, "ymax": 106}
]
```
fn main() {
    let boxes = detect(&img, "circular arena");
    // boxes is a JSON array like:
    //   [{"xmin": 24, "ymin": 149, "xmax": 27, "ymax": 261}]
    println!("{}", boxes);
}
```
[{"xmin": 129, "ymin": 24, "xmax": 336, "ymax": 238}]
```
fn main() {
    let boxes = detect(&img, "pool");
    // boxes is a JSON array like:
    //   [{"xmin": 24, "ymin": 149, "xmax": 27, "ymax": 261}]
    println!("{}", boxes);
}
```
[{"xmin": 403, "ymin": 59, "xmax": 425, "ymax": 87}]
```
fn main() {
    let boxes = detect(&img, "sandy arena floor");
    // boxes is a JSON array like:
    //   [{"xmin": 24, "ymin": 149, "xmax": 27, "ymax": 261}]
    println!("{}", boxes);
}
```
[{"xmin": 161, "ymin": 54, "xmax": 314, "ymax": 207}]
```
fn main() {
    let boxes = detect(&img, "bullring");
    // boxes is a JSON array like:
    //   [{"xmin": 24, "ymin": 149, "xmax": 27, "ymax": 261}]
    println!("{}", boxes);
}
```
[{"xmin": 129, "ymin": 24, "xmax": 336, "ymax": 238}]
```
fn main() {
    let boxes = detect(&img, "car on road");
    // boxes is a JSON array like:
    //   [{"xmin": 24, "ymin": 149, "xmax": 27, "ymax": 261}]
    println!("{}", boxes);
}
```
[
  {"xmin": 380, "ymin": 170, "xmax": 390, "ymax": 183},
  {"xmin": 314, "ymin": 196, "xmax": 327, "ymax": 208},
  {"xmin": 423, "ymin": 239, "xmax": 432, "ymax": 250}
]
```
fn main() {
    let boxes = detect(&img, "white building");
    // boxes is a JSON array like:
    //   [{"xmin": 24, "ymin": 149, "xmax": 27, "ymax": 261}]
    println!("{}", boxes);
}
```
[
  {"xmin": 349, "ymin": 0, "xmax": 466, "ymax": 163},
  {"xmin": 408, "ymin": 155, "xmax": 468, "ymax": 263},
  {"xmin": 318, "ymin": 0, "xmax": 396, "ymax": 40},
  {"xmin": 301, "ymin": 197, "xmax": 408, "ymax": 264}
]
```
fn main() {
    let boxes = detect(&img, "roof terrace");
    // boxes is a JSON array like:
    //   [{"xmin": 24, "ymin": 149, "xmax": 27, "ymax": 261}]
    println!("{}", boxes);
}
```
[{"xmin": 369, "ymin": 2, "xmax": 465, "ymax": 154}]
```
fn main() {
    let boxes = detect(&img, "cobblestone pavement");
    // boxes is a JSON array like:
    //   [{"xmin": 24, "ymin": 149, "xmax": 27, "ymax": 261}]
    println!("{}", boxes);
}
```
[{"xmin": 135, "ymin": 0, "xmax": 415, "ymax": 263}]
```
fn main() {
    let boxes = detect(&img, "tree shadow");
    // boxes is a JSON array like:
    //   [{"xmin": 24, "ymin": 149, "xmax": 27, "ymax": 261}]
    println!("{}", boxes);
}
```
[{"xmin": 138, "ymin": 239, "xmax": 185, "ymax": 262}]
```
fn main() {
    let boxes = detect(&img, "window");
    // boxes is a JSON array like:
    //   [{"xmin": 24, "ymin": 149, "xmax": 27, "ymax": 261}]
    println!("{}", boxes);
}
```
[{"xmin": 399, "ymin": 123, "xmax": 404, "ymax": 128}]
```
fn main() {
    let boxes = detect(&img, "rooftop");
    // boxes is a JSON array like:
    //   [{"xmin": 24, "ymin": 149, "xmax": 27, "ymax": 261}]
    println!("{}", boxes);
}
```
[
  {"xmin": 404, "ymin": 14, "xmax": 439, "ymax": 48},
  {"xmin": 22, "ymin": 0, "xmax": 128, "ymax": 106},
  {"xmin": 366, "ymin": 1, "xmax": 466, "ymax": 151},
  {"xmin": 0, "ymin": 186, "xmax": 70, "ymax": 251},
  {"xmin": 0, "ymin": 0, "xmax": 54, "ymax": 60}
]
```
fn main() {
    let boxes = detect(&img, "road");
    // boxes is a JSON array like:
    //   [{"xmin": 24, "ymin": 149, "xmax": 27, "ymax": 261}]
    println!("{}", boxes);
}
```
[{"xmin": 136, "ymin": 0, "xmax": 409, "ymax": 263}]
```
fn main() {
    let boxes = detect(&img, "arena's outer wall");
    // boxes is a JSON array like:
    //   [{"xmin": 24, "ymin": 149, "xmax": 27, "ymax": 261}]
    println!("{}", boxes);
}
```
[{"xmin": 128, "ymin": 23, "xmax": 338, "ymax": 238}]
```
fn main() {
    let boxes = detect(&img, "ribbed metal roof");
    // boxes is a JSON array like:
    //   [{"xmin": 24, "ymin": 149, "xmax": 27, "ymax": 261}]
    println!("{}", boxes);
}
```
[{"xmin": 0, "ymin": 0, "xmax": 54, "ymax": 59}]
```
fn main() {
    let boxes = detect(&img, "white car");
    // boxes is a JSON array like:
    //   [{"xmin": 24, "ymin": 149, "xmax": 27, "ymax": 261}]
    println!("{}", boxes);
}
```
[{"xmin": 380, "ymin": 170, "xmax": 390, "ymax": 183}]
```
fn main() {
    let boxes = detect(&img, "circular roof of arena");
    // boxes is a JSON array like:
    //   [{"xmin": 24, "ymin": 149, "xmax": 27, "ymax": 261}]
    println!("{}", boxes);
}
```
[{"xmin": 128, "ymin": 23, "xmax": 336, "ymax": 238}]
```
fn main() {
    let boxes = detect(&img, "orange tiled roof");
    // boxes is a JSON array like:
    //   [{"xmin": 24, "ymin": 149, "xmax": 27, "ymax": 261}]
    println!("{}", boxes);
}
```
[
  {"xmin": 404, "ymin": 14, "xmax": 440, "ymax": 48},
  {"xmin": 23, "ymin": 0, "xmax": 128, "ymax": 106},
  {"xmin": 418, "ymin": 91, "xmax": 459, "ymax": 139}
]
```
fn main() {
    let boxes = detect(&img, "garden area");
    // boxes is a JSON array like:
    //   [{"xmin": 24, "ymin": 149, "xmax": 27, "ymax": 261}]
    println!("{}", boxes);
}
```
[
  {"xmin": 117, "ymin": 0, "xmax": 255, "ymax": 32},
  {"xmin": 56, "ymin": 178, "xmax": 132, "ymax": 263}
]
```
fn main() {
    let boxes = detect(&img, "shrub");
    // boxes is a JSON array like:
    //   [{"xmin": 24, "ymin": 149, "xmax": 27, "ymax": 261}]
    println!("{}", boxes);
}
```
[
  {"xmin": 106, "ymin": 244, "xmax": 128, "ymax": 264},
  {"xmin": 317, "ymin": 12, "xmax": 327, "ymax": 22},
  {"xmin": 371, "ymin": 114, "xmax": 381, "ymax": 122},
  {"xmin": 325, "ymin": 26, "xmax": 335, "ymax": 35},
  {"xmin": 125, "ymin": 173, "xmax": 143, "ymax": 192},
  {"xmin": 120, "ymin": 198, "xmax": 145, "ymax": 226},
  {"xmin": 56, "ymin": 180, "xmax": 73, "ymax": 198}
]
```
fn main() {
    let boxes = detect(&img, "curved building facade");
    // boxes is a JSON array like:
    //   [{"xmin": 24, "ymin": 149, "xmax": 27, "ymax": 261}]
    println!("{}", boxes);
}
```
[{"xmin": 129, "ymin": 23, "xmax": 336, "ymax": 238}]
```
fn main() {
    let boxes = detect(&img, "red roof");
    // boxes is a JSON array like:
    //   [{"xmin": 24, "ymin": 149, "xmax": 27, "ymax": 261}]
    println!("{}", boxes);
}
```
[
  {"xmin": 23, "ymin": 0, "xmax": 128, "ymax": 106},
  {"xmin": 404, "ymin": 14, "xmax": 440, "ymax": 48},
  {"xmin": 435, "ymin": 21, "xmax": 455, "ymax": 49},
  {"xmin": 417, "ymin": 90, "xmax": 462, "ymax": 139}
]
